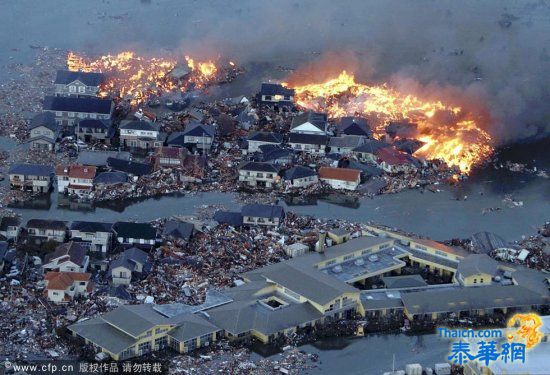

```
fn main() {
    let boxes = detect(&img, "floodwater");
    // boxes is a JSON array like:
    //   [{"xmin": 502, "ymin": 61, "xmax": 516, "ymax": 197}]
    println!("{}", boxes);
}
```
[{"xmin": 0, "ymin": 0, "xmax": 549, "ymax": 371}]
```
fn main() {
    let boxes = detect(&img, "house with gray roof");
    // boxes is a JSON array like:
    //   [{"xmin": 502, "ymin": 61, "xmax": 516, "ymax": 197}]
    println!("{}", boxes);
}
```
[
  {"xmin": 162, "ymin": 220, "xmax": 195, "ymax": 243},
  {"xmin": 76, "ymin": 119, "xmax": 114, "ymax": 145},
  {"xmin": 282, "ymin": 166, "xmax": 318, "ymax": 188},
  {"xmin": 288, "ymin": 133, "xmax": 328, "ymax": 154},
  {"xmin": 337, "ymin": 117, "xmax": 372, "ymax": 137},
  {"xmin": 113, "ymin": 222, "xmax": 157, "ymax": 249},
  {"xmin": 259, "ymin": 83, "xmax": 294, "ymax": 105},
  {"xmin": 77, "ymin": 150, "xmax": 131, "ymax": 168},
  {"xmin": 26, "ymin": 219, "xmax": 67, "ymax": 243},
  {"xmin": 28, "ymin": 112, "xmax": 61, "ymax": 152},
  {"xmin": 238, "ymin": 161, "xmax": 280, "ymax": 188},
  {"xmin": 108, "ymin": 247, "xmax": 151, "ymax": 285},
  {"xmin": 352, "ymin": 139, "xmax": 391, "ymax": 163},
  {"xmin": 43, "ymin": 241, "xmax": 89, "ymax": 273},
  {"xmin": 290, "ymin": 111, "xmax": 328, "ymax": 135},
  {"xmin": 8, "ymin": 163, "xmax": 54, "ymax": 193},
  {"xmin": 241, "ymin": 204, "xmax": 285, "ymax": 227},
  {"xmin": 328, "ymin": 135, "xmax": 366, "ymax": 154},
  {"xmin": 54, "ymin": 70, "xmax": 106, "ymax": 97},
  {"xmin": 70, "ymin": 221, "xmax": 113, "ymax": 254},
  {"xmin": 246, "ymin": 132, "xmax": 284, "ymax": 153},
  {"xmin": 119, "ymin": 120, "xmax": 164, "ymax": 152},
  {"xmin": 43, "ymin": 95, "xmax": 113, "ymax": 127}
]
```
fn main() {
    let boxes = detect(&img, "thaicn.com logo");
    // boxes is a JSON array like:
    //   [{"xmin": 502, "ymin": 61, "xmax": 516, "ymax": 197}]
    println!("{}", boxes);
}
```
[{"xmin": 438, "ymin": 313, "xmax": 544, "ymax": 367}]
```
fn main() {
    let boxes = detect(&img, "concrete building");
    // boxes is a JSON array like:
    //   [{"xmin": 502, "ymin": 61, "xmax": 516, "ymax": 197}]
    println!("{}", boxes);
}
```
[
  {"xmin": 8, "ymin": 164, "xmax": 54, "ymax": 193},
  {"xmin": 319, "ymin": 167, "xmax": 361, "ymax": 191}
]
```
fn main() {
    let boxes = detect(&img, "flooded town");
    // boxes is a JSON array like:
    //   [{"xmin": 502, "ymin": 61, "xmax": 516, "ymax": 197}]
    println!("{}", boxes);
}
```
[{"xmin": 0, "ymin": 1, "xmax": 549, "ymax": 374}]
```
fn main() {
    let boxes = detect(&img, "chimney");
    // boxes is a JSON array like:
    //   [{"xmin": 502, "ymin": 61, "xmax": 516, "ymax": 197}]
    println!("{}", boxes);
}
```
[{"xmin": 316, "ymin": 230, "xmax": 326, "ymax": 253}]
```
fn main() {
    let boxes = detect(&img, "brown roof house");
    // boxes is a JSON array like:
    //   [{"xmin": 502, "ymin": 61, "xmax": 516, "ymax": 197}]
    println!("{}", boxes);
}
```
[
  {"xmin": 44, "ymin": 271, "xmax": 92, "ymax": 303},
  {"xmin": 319, "ymin": 167, "xmax": 361, "ymax": 191}
]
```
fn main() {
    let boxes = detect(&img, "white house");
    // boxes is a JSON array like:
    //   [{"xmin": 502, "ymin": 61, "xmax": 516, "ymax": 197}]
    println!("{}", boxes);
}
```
[
  {"xmin": 246, "ymin": 132, "xmax": 284, "ymax": 153},
  {"xmin": 55, "ymin": 164, "xmax": 97, "ymax": 197},
  {"xmin": 42, "ymin": 241, "xmax": 89, "ymax": 273},
  {"xmin": 318, "ymin": 167, "xmax": 361, "ymax": 191},
  {"xmin": 44, "ymin": 271, "xmax": 92, "ymax": 303},
  {"xmin": 108, "ymin": 247, "xmax": 150, "ymax": 286},
  {"xmin": 70, "ymin": 221, "xmax": 113, "ymax": 254},
  {"xmin": 282, "ymin": 166, "xmax": 318, "ymax": 188},
  {"xmin": 238, "ymin": 162, "xmax": 280, "ymax": 188},
  {"xmin": 26, "ymin": 219, "xmax": 67, "ymax": 244},
  {"xmin": 119, "ymin": 120, "xmax": 162, "ymax": 151},
  {"xmin": 290, "ymin": 111, "xmax": 328, "ymax": 135}
]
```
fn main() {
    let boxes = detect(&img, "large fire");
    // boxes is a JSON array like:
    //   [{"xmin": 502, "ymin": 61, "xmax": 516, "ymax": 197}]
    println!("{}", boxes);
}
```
[
  {"xmin": 287, "ymin": 71, "xmax": 493, "ymax": 173},
  {"xmin": 67, "ymin": 51, "xmax": 222, "ymax": 105}
]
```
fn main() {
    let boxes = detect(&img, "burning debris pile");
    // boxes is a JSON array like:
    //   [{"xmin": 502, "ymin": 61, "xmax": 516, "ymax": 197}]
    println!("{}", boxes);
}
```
[
  {"xmin": 67, "ymin": 51, "xmax": 241, "ymax": 105},
  {"xmin": 286, "ymin": 71, "xmax": 493, "ymax": 173}
]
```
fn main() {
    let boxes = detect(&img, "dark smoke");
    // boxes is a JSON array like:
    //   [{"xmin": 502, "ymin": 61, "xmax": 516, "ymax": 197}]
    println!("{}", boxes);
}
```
[{"xmin": 162, "ymin": 0, "xmax": 549, "ymax": 145}]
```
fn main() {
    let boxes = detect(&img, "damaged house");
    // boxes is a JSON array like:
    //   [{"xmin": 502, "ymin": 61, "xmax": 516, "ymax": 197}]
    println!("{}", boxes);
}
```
[
  {"xmin": 108, "ymin": 247, "xmax": 151, "ymax": 286},
  {"xmin": 70, "ymin": 221, "xmax": 113, "ymax": 254},
  {"xmin": 290, "ymin": 111, "xmax": 328, "ymax": 135},
  {"xmin": 288, "ymin": 133, "xmax": 328, "ymax": 155},
  {"xmin": 119, "ymin": 120, "xmax": 164, "ymax": 152},
  {"xmin": 246, "ymin": 132, "xmax": 284, "ymax": 153},
  {"xmin": 55, "ymin": 164, "xmax": 97, "ymax": 197},
  {"xmin": 43, "ymin": 241, "xmax": 89, "ymax": 273},
  {"xmin": 28, "ymin": 112, "xmax": 61, "ymax": 152},
  {"xmin": 44, "ymin": 271, "xmax": 92, "ymax": 304},
  {"xmin": 241, "ymin": 204, "xmax": 285, "ymax": 228},
  {"xmin": 351, "ymin": 139, "xmax": 390, "ymax": 164},
  {"xmin": 26, "ymin": 219, "xmax": 67, "ymax": 244},
  {"xmin": 76, "ymin": 119, "xmax": 114, "ymax": 145},
  {"xmin": 8, "ymin": 164, "xmax": 54, "ymax": 193},
  {"xmin": 0, "ymin": 216, "xmax": 20, "ymax": 241},
  {"xmin": 319, "ymin": 167, "xmax": 361, "ymax": 191},
  {"xmin": 375, "ymin": 147, "xmax": 418, "ymax": 173},
  {"xmin": 113, "ymin": 222, "xmax": 157, "ymax": 249},
  {"xmin": 328, "ymin": 135, "xmax": 366, "ymax": 155},
  {"xmin": 282, "ymin": 166, "xmax": 318, "ymax": 188},
  {"xmin": 151, "ymin": 146, "xmax": 186, "ymax": 171},
  {"xmin": 238, "ymin": 161, "xmax": 280, "ymax": 188},
  {"xmin": 337, "ymin": 117, "xmax": 372, "ymax": 138},
  {"xmin": 259, "ymin": 83, "xmax": 294, "ymax": 105}
]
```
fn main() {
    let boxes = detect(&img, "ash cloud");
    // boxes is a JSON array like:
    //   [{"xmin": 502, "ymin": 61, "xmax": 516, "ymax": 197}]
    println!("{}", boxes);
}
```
[{"xmin": 160, "ymin": 0, "xmax": 549, "ymax": 145}]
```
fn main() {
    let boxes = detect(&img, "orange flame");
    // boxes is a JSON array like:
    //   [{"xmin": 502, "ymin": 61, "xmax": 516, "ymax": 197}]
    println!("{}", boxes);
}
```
[
  {"xmin": 67, "ymin": 51, "xmax": 221, "ymax": 105},
  {"xmin": 286, "ymin": 71, "xmax": 493, "ymax": 173},
  {"xmin": 507, "ymin": 313, "xmax": 543, "ymax": 349}
]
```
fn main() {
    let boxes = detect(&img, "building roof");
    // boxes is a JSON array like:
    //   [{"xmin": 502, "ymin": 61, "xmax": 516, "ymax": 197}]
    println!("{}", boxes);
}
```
[
  {"xmin": 352, "ymin": 139, "xmax": 390, "ymax": 154},
  {"xmin": 239, "ymin": 161, "xmax": 279, "ymax": 173},
  {"xmin": 44, "ymin": 271, "xmax": 91, "ymax": 290},
  {"xmin": 162, "ymin": 220, "xmax": 194, "ymax": 241},
  {"xmin": 167, "ymin": 314, "xmax": 219, "ymax": 342},
  {"xmin": 108, "ymin": 247, "xmax": 150, "ymax": 276},
  {"xmin": 29, "ymin": 112, "xmax": 59, "ymax": 132},
  {"xmin": 119, "ymin": 120, "xmax": 160, "ymax": 132},
  {"xmin": 54, "ymin": 70, "xmax": 105, "ymax": 86},
  {"xmin": 291, "ymin": 111, "xmax": 327, "ymax": 132},
  {"xmin": 401, "ymin": 285, "xmax": 547, "ymax": 315},
  {"xmin": 241, "ymin": 204, "xmax": 285, "ymax": 219},
  {"xmin": 288, "ymin": 133, "xmax": 328, "ymax": 146},
  {"xmin": 69, "ymin": 317, "xmax": 136, "ymax": 354},
  {"xmin": 283, "ymin": 166, "xmax": 317, "ymax": 181},
  {"xmin": 0, "ymin": 216, "xmax": 20, "ymax": 231},
  {"xmin": 113, "ymin": 222, "xmax": 157, "ymax": 240},
  {"xmin": 262, "ymin": 148, "xmax": 294, "ymax": 163},
  {"xmin": 155, "ymin": 146, "xmax": 185, "ymax": 159},
  {"xmin": 376, "ymin": 147, "xmax": 412, "ymax": 166},
  {"xmin": 77, "ymin": 119, "xmax": 111, "ymax": 130},
  {"xmin": 107, "ymin": 158, "xmax": 152, "ymax": 176},
  {"xmin": 43, "ymin": 95, "xmax": 113, "ymax": 115},
  {"xmin": 319, "ymin": 167, "xmax": 360, "ymax": 182},
  {"xmin": 77, "ymin": 150, "xmax": 131, "ymax": 167},
  {"xmin": 26, "ymin": 219, "xmax": 66, "ymax": 231},
  {"xmin": 470, "ymin": 232, "xmax": 510, "ymax": 254},
  {"xmin": 182, "ymin": 122, "xmax": 215, "ymax": 137},
  {"xmin": 44, "ymin": 241, "xmax": 87, "ymax": 266},
  {"xmin": 8, "ymin": 163, "xmax": 54, "ymax": 177},
  {"xmin": 260, "ymin": 83, "xmax": 294, "ymax": 97},
  {"xmin": 247, "ymin": 132, "xmax": 284, "ymax": 144},
  {"xmin": 213, "ymin": 211, "xmax": 243, "ymax": 227},
  {"xmin": 70, "ymin": 221, "xmax": 113, "ymax": 233},
  {"xmin": 166, "ymin": 132, "xmax": 186, "ymax": 147},
  {"xmin": 93, "ymin": 171, "xmax": 129, "ymax": 185},
  {"xmin": 381, "ymin": 275, "xmax": 428, "ymax": 289},
  {"xmin": 456, "ymin": 254, "xmax": 500, "ymax": 278},
  {"xmin": 410, "ymin": 238, "xmax": 470, "ymax": 258},
  {"xmin": 55, "ymin": 164, "xmax": 96, "ymax": 180},
  {"xmin": 328, "ymin": 135, "xmax": 365, "ymax": 149},
  {"xmin": 101, "ymin": 304, "xmax": 170, "ymax": 338},
  {"xmin": 337, "ymin": 117, "xmax": 372, "ymax": 137}
]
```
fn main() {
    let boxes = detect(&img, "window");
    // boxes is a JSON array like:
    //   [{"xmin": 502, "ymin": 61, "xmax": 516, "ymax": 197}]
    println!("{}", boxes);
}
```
[
  {"xmin": 55, "ymin": 111, "xmax": 62, "ymax": 116},
  {"xmin": 69, "ymin": 85, "xmax": 76, "ymax": 92},
  {"xmin": 68, "ymin": 112, "xmax": 75, "ymax": 117},
  {"xmin": 473, "ymin": 279, "xmax": 477, "ymax": 284},
  {"xmin": 78, "ymin": 86, "xmax": 85, "ymax": 93},
  {"xmin": 264, "ymin": 95, "xmax": 272, "ymax": 100},
  {"xmin": 79, "ymin": 281, "xmax": 86, "ymax": 286},
  {"xmin": 480, "ymin": 278, "xmax": 484, "ymax": 283}
]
